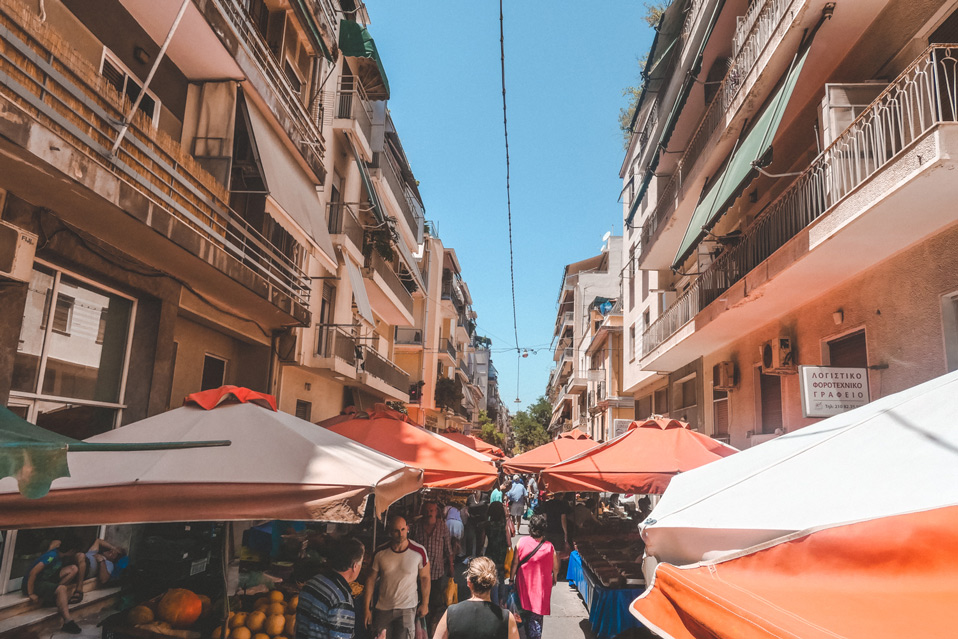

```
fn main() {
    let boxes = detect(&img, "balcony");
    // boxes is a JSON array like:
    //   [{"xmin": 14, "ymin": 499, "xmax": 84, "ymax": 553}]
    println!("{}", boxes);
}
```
[
  {"xmin": 554, "ymin": 311, "xmax": 573, "ymax": 337},
  {"xmin": 0, "ymin": 1, "xmax": 310, "ymax": 322},
  {"xmin": 361, "ymin": 346, "xmax": 410, "ymax": 400},
  {"xmin": 331, "ymin": 75, "xmax": 373, "ymax": 161},
  {"xmin": 218, "ymin": 0, "xmax": 326, "ymax": 179},
  {"xmin": 315, "ymin": 326, "xmax": 359, "ymax": 379},
  {"xmin": 371, "ymin": 149, "xmax": 422, "ymax": 244},
  {"xmin": 394, "ymin": 327, "xmax": 424, "ymax": 350},
  {"xmin": 564, "ymin": 375, "xmax": 587, "ymax": 396},
  {"xmin": 439, "ymin": 337, "xmax": 457, "ymax": 363},
  {"xmin": 363, "ymin": 251, "xmax": 414, "ymax": 325},
  {"xmin": 327, "ymin": 202, "xmax": 364, "ymax": 263},
  {"xmin": 638, "ymin": 0, "xmax": 802, "ymax": 265},
  {"xmin": 641, "ymin": 45, "xmax": 958, "ymax": 369}
]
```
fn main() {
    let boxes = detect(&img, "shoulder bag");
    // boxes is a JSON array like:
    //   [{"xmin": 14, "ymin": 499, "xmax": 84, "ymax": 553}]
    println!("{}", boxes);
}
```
[{"xmin": 505, "ymin": 539, "xmax": 545, "ymax": 616}]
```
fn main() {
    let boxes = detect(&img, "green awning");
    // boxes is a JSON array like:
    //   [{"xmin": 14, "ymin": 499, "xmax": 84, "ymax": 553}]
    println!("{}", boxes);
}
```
[
  {"xmin": 673, "ymin": 49, "xmax": 811, "ymax": 267},
  {"xmin": 339, "ymin": 20, "xmax": 390, "ymax": 100},
  {"xmin": 355, "ymin": 155, "xmax": 385, "ymax": 223}
]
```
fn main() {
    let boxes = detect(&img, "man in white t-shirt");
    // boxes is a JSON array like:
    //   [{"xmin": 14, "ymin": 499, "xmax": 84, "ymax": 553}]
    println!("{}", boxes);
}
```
[{"xmin": 364, "ymin": 515, "xmax": 429, "ymax": 639}]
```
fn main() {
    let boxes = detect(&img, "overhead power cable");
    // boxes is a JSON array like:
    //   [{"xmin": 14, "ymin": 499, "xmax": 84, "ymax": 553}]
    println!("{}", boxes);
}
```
[{"xmin": 499, "ymin": 0, "xmax": 519, "ymax": 355}]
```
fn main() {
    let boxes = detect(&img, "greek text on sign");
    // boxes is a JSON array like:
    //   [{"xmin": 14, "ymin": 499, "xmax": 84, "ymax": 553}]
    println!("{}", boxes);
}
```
[{"xmin": 798, "ymin": 366, "xmax": 870, "ymax": 418}]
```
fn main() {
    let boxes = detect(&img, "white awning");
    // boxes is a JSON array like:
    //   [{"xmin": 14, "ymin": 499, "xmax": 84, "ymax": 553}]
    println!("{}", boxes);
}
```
[
  {"xmin": 343, "ymin": 253, "xmax": 374, "ymax": 324},
  {"xmin": 245, "ymin": 99, "xmax": 336, "ymax": 265}
]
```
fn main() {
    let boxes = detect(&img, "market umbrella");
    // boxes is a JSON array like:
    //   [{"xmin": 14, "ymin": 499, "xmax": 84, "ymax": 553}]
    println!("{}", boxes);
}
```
[
  {"xmin": 440, "ymin": 431, "xmax": 505, "ymax": 458},
  {"xmin": 322, "ymin": 405, "xmax": 498, "ymax": 490},
  {"xmin": 558, "ymin": 428, "xmax": 591, "ymax": 440},
  {"xmin": 630, "ymin": 370, "xmax": 958, "ymax": 639},
  {"xmin": 540, "ymin": 419, "xmax": 737, "ymax": 494},
  {"xmin": 500, "ymin": 434, "xmax": 598, "ymax": 475},
  {"xmin": 0, "ymin": 386, "xmax": 422, "ymax": 526}
]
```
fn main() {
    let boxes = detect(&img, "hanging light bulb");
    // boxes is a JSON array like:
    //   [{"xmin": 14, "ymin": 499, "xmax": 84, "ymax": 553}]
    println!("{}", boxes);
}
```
[
  {"xmin": 514, "ymin": 397, "xmax": 521, "ymax": 403},
  {"xmin": 522, "ymin": 349, "xmax": 529, "ymax": 358}
]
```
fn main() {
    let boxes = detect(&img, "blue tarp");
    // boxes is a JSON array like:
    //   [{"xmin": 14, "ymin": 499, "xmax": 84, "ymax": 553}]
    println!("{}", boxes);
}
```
[{"xmin": 567, "ymin": 551, "xmax": 645, "ymax": 639}]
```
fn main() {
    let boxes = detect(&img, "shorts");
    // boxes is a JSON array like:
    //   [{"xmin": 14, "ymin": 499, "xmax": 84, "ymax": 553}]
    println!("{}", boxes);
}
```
[
  {"xmin": 25, "ymin": 578, "xmax": 60, "ymax": 606},
  {"xmin": 446, "ymin": 519, "xmax": 464, "ymax": 539},
  {"xmin": 372, "ymin": 607, "xmax": 416, "ymax": 639}
]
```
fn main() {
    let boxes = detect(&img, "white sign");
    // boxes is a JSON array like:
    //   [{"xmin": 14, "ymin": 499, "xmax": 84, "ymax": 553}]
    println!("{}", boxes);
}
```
[{"xmin": 799, "ymin": 366, "xmax": 870, "ymax": 418}]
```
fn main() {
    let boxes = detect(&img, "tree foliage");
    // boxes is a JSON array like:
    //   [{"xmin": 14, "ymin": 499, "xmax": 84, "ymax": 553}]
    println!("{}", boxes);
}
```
[
  {"xmin": 619, "ymin": 2, "xmax": 669, "ymax": 147},
  {"xmin": 476, "ymin": 410, "xmax": 505, "ymax": 449},
  {"xmin": 511, "ymin": 396, "xmax": 551, "ymax": 454},
  {"xmin": 435, "ymin": 377, "xmax": 463, "ymax": 412}
]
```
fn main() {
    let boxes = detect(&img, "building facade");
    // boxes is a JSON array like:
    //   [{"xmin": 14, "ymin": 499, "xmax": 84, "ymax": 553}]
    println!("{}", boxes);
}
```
[{"xmin": 620, "ymin": 0, "xmax": 958, "ymax": 449}]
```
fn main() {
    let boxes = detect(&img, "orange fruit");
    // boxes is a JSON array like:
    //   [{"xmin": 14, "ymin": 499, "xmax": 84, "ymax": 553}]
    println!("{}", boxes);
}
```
[
  {"xmin": 229, "ymin": 613, "xmax": 247, "ymax": 629},
  {"xmin": 266, "ymin": 603, "xmax": 285, "ymax": 617},
  {"xmin": 286, "ymin": 595, "xmax": 298, "ymax": 612},
  {"xmin": 230, "ymin": 628, "xmax": 251, "ymax": 639},
  {"xmin": 253, "ymin": 635, "xmax": 270, "ymax": 639},
  {"xmin": 245, "ymin": 611, "xmax": 266, "ymax": 632},
  {"xmin": 253, "ymin": 597, "xmax": 269, "ymax": 610},
  {"xmin": 267, "ymin": 591, "xmax": 284, "ymax": 603},
  {"xmin": 283, "ymin": 614, "xmax": 295, "ymax": 636},
  {"xmin": 264, "ymin": 614, "xmax": 285, "ymax": 637}
]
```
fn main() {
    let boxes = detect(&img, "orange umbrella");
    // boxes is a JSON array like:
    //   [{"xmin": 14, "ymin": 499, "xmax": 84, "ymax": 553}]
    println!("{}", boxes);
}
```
[
  {"xmin": 632, "ymin": 505, "xmax": 958, "ymax": 639},
  {"xmin": 541, "ymin": 419, "xmax": 736, "ymax": 494},
  {"xmin": 501, "ymin": 435, "xmax": 598, "ymax": 475},
  {"xmin": 440, "ymin": 431, "xmax": 505, "ymax": 459},
  {"xmin": 322, "ymin": 406, "xmax": 499, "ymax": 490},
  {"xmin": 558, "ymin": 428, "xmax": 591, "ymax": 440}
]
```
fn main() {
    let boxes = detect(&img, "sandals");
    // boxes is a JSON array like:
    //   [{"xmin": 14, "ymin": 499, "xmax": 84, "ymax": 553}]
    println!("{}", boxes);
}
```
[{"xmin": 68, "ymin": 590, "xmax": 84, "ymax": 605}]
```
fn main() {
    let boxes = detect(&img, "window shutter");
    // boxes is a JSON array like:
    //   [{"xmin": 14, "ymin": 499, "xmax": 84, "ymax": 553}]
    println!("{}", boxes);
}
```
[{"xmin": 760, "ymin": 372, "xmax": 783, "ymax": 433}]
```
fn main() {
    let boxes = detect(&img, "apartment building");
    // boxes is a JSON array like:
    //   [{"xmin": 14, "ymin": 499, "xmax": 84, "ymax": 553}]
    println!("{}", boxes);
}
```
[
  {"xmin": 621, "ymin": 0, "xmax": 958, "ymax": 449},
  {"xmin": 582, "ymin": 297, "xmax": 635, "ymax": 442},
  {"xmin": 547, "ymin": 234, "xmax": 623, "ymax": 436}
]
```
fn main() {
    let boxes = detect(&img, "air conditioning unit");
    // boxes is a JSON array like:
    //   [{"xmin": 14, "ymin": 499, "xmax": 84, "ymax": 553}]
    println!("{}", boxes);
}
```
[
  {"xmin": 713, "ymin": 361, "xmax": 736, "ymax": 390},
  {"xmin": 0, "ymin": 220, "xmax": 37, "ymax": 283},
  {"xmin": 760, "ymin": 337, "xmax": 796, "ymax": 375}
]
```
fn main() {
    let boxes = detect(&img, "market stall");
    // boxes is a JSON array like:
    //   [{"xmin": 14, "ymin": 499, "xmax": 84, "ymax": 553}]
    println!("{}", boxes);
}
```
[
  {"xmin": 321, "ymin": 404, "xmax": 499, "ymax": 490},
  {"xmin": 439, "ymin": 431, "xmax": 505, "ymax": 459},
  {"xmin": 500, "ymin": 433, "xmax": 597, "ymax": 475},
  {"xmin": 632, "ymin": 370, "xmax": 958, "ymax": 639}
]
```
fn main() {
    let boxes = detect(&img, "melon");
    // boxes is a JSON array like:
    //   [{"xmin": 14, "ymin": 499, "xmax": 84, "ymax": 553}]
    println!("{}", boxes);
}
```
[
  {"xmin": 157, "ymin": 589, "xmax": 203, "ymax": 629},
  {"xmin": 245, "ymin": 611, "xmax": 266, "ymax": 632},
  {"xmin": 264, "ymin": 614, "xmax": 285, "ymax": 637},
  {"xmin": 128, "ymin": 605, "xmax": 155, "ymax": 626}
]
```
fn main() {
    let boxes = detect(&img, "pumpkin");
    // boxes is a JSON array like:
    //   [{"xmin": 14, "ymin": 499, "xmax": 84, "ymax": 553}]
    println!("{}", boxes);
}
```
[
  {"xmin": 230, "ymin": 627, "xmax": 251, "ymax": 639},
  {"xmin": 128, "ymin": 605, "xmax": 155, "ymax": 626},
  {"xmin": 266, "ymin": 603, "xmax": 285, "ymax": 617},
  {"xmin": 264, "ymin": 614, "xmax": 285, "ymax": 637},
  {"xmin": 157, "ymin": 589, "xmax": 203, "ymax": 628},
  {"xmin": 245, "ymin": 611, "xmax": 266, "ymax": 632},
  {"xmin": 229, "ymin": 613, "xmax": 248, "ymax": 629},
  {"xmin": 283, "ymin": 615, "xmax": 295, "ymax": 637},
  {"xmin": 267, "ymin": 591, "xmax": 284, "ymax": 603}
]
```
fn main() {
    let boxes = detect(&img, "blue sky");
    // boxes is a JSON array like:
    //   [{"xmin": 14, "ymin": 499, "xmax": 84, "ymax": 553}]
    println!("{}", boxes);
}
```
[{"xmin": 364, "ymin": 2, "xmax": 656, "ymax": 412}]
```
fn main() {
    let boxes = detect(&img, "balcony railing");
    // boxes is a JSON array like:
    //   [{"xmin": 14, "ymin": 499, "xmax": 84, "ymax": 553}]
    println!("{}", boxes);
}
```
[
  {"xmin": 443, "ymin": 338, "xmax": 457, "ymax": 360},
  {"xmin": 641, "ymin": 0, "xmax": 797, "ymax": 248},
  {"xmin": 395, "ymin": 327, "xmax": 424, "ymax": 346},
  {"xmin": 317, "ymin": 326, "xmax": 357, "ymax": 365},
  {"xmin": 643, "ymin": 45, "xmax": 958, "ymax": 355},
  {"xmin": 0, "ymin": 1, "xmax": 310, "ymax": 308},
  {"xmin": 362, "ymin": 346, "xmax": 410, "ymax": 393},
  {"xmin": 335, "ymin": 75, "xmax": 373, "ymax": 144},
  {"xmin": 327, "ymin": 202, "xmax": 364, "ymax": 249},
  {"xmin": 373, "ymin": 149, "xmax": 421, "ymax": 238},
  {"xmin": 218, "ymin": 0, "xmax": 326, "ymax": 174},
  {"xmin": 365, "ymin": 252, "xmax": 414, "ymax": 316}
]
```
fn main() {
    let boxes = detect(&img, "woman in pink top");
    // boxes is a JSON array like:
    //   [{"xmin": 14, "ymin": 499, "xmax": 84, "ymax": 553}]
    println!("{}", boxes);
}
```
[{"xmin": 513, "ymin": 514, "xmax": 559, "ymax": 639}]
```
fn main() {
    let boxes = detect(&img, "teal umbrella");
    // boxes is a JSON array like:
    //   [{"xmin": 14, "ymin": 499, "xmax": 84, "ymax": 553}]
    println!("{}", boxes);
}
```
[{"xmin": 0, "ymin": 406, "xmax": 229, "ymax": 499}]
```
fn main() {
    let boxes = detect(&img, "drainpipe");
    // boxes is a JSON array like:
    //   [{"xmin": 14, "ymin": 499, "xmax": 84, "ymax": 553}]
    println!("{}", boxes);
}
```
[{"xmin": 110, "ymin": 0, "xmax": 190, "ymax": 157}]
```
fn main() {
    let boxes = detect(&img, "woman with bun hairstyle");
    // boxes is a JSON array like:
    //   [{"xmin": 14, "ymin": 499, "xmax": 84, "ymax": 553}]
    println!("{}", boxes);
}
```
[{"xmin": 433, "ymin": 556, "xmax": 519, "ymax": 639}]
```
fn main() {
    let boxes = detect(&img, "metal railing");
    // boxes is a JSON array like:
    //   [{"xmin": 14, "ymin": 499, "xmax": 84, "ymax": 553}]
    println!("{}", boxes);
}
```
[
  {"xmin": 642, "ymin": 45, "xmax": 958, "ymax": 355},
  {"xmin": 443, "ymin": 338, "xmax": 457, "ymax": 360},
  {"xmin": 335, "ymin": 75, "xmax": 373, "ymax": 144},
  {"xmin": 640, "ymin": 0, "xmax": 797, "ymax": 248},
  {"xmin": 317, "ymin": 326, "xmax": 357, "ymax": 365},
  {"xmin": 364, "ymin": 252, "xmax": 414, "ymax": 316},
  {"xmin": 0, "ymin": 2, "xmax": 311, "ymax": 309},
  {"xmin": 217, "ymin": 0, "xmax": 326, "ymax": 171},
  {"xmin": 362, "ymin": 346, "xmax": 410, "ymax": 393},
  {"xmin": 327, "ymin": 202, "xmax": 364, "ymax": 249},
  {"xmin": 373, "ymin": 149, "xmax": 421, "ymax": 238},
  {"xmin": 395, "ymin": 327, "xmax": 424, "ymax": 346}
]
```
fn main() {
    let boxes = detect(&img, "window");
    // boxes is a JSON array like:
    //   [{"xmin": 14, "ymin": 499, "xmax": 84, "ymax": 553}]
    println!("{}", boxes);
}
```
[
  {"xmin": 673, "ymin": 376, "xmax": 698, "ymax": 426},
  {"xmin": 713, "ymin": 388, "xmax": 729, "ymax": 437},
  {"xmin": 628, "ymin": 245, "xmax": 636, "ymax": 310},
  {"xmin": 96, "ymin": 308, "xmax": 108, "ymax": 344},
  {"xmin": 51, "ymin": 294, "xmax": 74, "ymax": 334},
  {"xmin": 100, "ymin": 50, "xmax": 159, "ymax": 124},
  {"xmin": 642, "ymin": 269, "xmax": 650, "ymax": 302},
  {"xmin": 295, "ymin": 400, "xmax": 312, "ymax": 421},
  {"xmin": 943, "ymin": 292, "xmax": 958, "ymax": 372},
  {"xmin": 654, "ymin": 387, "xmax": 669, "ymax": 415},
  {"xmin": 317, "ymin": 283, "xmax": 336, "ymax": 356},
  {"xmin": 636, "ymin": 394, "xmax": 652, "ymax": 420},
  {"xmin": 629, "ymin": 324, "xmax": 636, "ymax": 361},
  {"xmin": 826, "ymin": 330, "xmax": 867, "ymax": 368},
  {"xmin": 759, "ymin": 371, "xmax": 783, "ymax": 433},
  {"xmin": 201, "ymin": 355, "xmax": 227, "ymax": 391}
]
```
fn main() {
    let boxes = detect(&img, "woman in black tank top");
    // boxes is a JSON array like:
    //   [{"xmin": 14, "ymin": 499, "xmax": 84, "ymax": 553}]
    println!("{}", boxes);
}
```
[{"xmin": 433, "ymin": 557, "xmax": 519, "ymax": 639}]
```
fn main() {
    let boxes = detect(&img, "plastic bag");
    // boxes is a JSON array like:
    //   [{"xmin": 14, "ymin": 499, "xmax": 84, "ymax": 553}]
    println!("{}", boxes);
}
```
[
  {"xmin": 504, "ymin": 583, "xmax": 523, "ymax": 618},
  {"xmin": 445, "ymin": 576, "xmax": 458, "ymax": 606},
  {"xmin": 415, "ymin": 616, "xmax": 428, "ymax": 639},
  {"xmin": 503, "ymin": 547, "xmax": 515, "ymax": 578}
]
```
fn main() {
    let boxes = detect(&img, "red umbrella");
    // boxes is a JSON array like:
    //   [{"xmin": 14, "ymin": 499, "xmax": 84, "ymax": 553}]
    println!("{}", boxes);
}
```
[
  {"xmin": 501, "ymin": 434, "xmax": 598, "ymax": 475},
  {"xmin": 322, "ymin": 405, "xmax": 498, "ymax": 490},
  {"xmin": 541, "ymin": 419, "xmax": 736, "ymax": 494},
  {"xmin": 557, "ymin": 428, "xmax": 591, "ymax": 440},
  {"xmin": 440, "ymin": 431, "xmax": 505, "ymax": 459}
]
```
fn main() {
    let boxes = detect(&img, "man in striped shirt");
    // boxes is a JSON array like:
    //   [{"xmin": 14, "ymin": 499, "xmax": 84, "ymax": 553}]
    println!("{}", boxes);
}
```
[{"xmin": 296, "ymin": 537, "xmax": 365, "ymax": 639}]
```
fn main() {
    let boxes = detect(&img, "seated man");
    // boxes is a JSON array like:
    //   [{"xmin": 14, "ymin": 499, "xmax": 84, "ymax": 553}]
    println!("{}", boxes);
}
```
[
  {"xmin": 22, "ymin": 539, "xmax": 83, "ymax": 634},
  {"xmin": 75, "ymin": 538, "xmax": 126, "ymax": 597}
]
